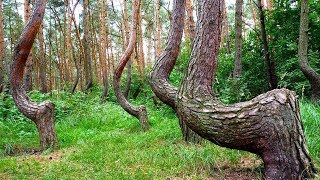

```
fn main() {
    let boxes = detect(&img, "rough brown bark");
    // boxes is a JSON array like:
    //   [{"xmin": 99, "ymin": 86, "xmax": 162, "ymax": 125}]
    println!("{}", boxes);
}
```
[
  {"xmin": 221, "ymin": 2, "xmax": 231, "ymax": 54},
  {"xmin": 0, "ymin": 0, "xmax": 4, "ymax": 93},
  {"xmin": 83, "ymin": 0, "xmax": 93, "ymax": 91},
  {"xmin": 123, "ymin": 0, "xmax": 132, "ymax": 99},
  {"xmin": 24, "ymin": 0, "xmax": 33, "ymax": 91},
  {"xmin": 175, "ymin": 0, "xmax": 316, "ymax": 179},
  {"xmin": 38, "ymin": 22, "xmax": 47, "ymax": 93},
  {"xmin": 150, "ymin": 0, "xmax": 202, "ymax": 143},
  {"xmin": 100, "ymin": 0, "xmax": 109, "ymax": 103},
  {"xmin": 258, "ymin": 0, "xmax": 278, "ymax": 90},
  {"xmin": 10, "ymin": 0, "xmax": 58, "ymax": 150},
  {"xmin": 154, "ymin": 0, "xmax": 161, "ymax": 59},
  {"xmin": 298, "ymin": 0, "xmax": 320, "ymax": 102},
  {"xmin": 233, "ymin": 0, "xmax": 243, "ymax": 78},
  {"xmin": 249, "ymin": 0, "xmax": 258, "ymax": 29},
  {"xmin": 113, "ymin": 0, "xmax": 150, "ymax": 131},
  {"xmin": 184, "ymin": 0, "xmax": 195, "ymax": 45}
]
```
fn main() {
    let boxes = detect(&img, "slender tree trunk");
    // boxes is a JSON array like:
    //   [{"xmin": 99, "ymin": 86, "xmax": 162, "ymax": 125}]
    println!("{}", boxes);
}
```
[
  {"xmin": 298, "ymin": 0, "xmax": 320, "ymax": 102},
  {"xmin": 137, "ymin": 4, "xmax": 145, "ymax": 79},
  {"xmin": 83, "ymin": 0, "xmax": 93, "ymax": 91},
  {"xmin": 233, "ymin": 0, "xmax": 243, "ymax": 78},
  {"xmin": 24, "ymin": 0, "xmax": 33, "ymax": 91},
  {"xmin": 249, "ymin": 0, "xmax": 258, "ymax": 29},
  {"xmin": 266, "ymin": 0, "xmax": 272, "ymax": 10},
  {"xmin": 258, "ymin": 0, "xmax": 278, "ymax": 90},
  {"xmin": 184, "ymin": 0, "xmax": 195, "ymax": 45},
  {"xmin": 123, "ymin": 0, "xmax": 132, "ymax": 99},
  {"xmin": 174, "ymin": 0, "xmax": 316, "ymax": 179},
  {"xmin": 113, "ymin": 0, "xmax": 150, "ymax": 131},
  {"xmin": 0, "ymin": 0, "xmax": 5, "ymax": 93},
  {"xmin": 100, "ymin": 0, "xmax": 109, "ymax": 102},
  {"xmin": 38, "ymin": 22, "xmax": 47, "ymax": 93},
  {"xmin": 155, "ymin": 0, "xmax": 161, "ymax": 59},
  {"xmin": 221, "ymin": 2, "xmax": 231, "ymax": 54},
  {"xmin": 68, "ymin": 0, "xmax": 83, "ymax": 93},
  {"xmin": 150, "ymin": 0, "xmax": 202, "ymax": 143},
  {"xmin": 10, "ymin": 0, "xmax": 58, "ymax": 150}
]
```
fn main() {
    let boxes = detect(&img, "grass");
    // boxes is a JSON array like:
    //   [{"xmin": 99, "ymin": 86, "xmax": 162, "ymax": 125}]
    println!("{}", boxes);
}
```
[{"xmin": 0, "ymin": 89, "xmax": 319, "ymax": 179}]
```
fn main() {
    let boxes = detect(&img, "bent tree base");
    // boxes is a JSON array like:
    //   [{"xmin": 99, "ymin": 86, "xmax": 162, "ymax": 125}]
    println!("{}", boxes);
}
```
[
  {"xmin": 34, "ymin": 101, "xmax": 58, "ymax": 149},
  {"xmin": 10, "ymin": 0, "xmax": 58, "ymax": 150},
  {"xmin": 177, "ymin": 89, "xmax": 316, "ymax": 179}
]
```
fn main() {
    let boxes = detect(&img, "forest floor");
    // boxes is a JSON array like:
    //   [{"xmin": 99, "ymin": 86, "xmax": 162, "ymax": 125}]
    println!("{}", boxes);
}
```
[{"xmin": 0, "ymin": 89, "xmax": 319, "ymax": 179}]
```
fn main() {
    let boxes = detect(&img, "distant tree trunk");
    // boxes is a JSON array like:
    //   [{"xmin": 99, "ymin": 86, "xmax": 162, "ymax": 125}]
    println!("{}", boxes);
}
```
[
  {"xmin": 38, "ymin": 22, "xmax": 47, "ymax": 93},
  {"xmin": 0, "ymin": 0, "xmax": 4, "ymax": 93},
  {"xmin": 10, "ymin": 0, "xmax": 58, "ymax": 150},
  {"xmin": 24, "ymin": 0, "xmax": 33, "ymax": 91},
  {"xmin": 233, "ymin": 0, "xmax": 243, "ymax": 78},
  {"xmin": 68, "ymin": 0, "xmax": 83, "ymax": 93},
  {"xmin": 266, "ymin": 0, "xmax": 272, "ymax": 10},
  {"xmin": 113, "ymin": 0, "xmax": 150, "ymax": 131},
  {"xmin": 298, "ymin": 0, "xmax": 320, "ymax": 102},
  {"xmin": 174, "ymin": 0, "xmax": 316, "ymax": 179},
  {"xmin": 184, "ymin": 0, "xmax": 195, "ymax": 45},
  {"xmin": 137, "ymin": 4, "xmax": 145, "ymax": 79},
  {"xmin": 221, "ymin": 2, "xmax": 231, "ymax": 54},
  {"xmin": 249, "ymin": 0, "xmax": 258, "ymax": 29},
  {"xmin": 83, "ymin": 0, "xmax": 93, "ymax": 91},
  {"xmin": 123, "ymin": 0, "xmax": 132, "ymax": 99},
  {"xmin": 150, "ymin": 0, "xmax": 202, "ymax": 143},
  {"xmin": 258, "ymin": 0, "xmax": 278, "ymax": 90},
  {"xmin": 154, "ymin": 0, "xmax": 161, "ymax": 59},
  {"xmin": 100, "ymin": 0, "xmax": 109, "ymax": 103}
]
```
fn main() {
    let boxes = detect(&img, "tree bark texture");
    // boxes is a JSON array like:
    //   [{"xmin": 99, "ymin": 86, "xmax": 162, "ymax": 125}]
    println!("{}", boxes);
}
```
[
  {"xmin": 123, "ymin": 0, "xmax": 132, "ymax": 99},
  {"xmin": 150, "ymin": 0, "xmax": 202, "ymax": 143},
  {"xmin": 175, "ymin": 0, "xmax": 316, "ymax": 179},
  {"xmin": 100, "ymin": 0, "xmax": 109, "ymax": 103},
  {"xmin": 83, "ymin": 0, "xmax": 93, "ymax": 91},
  {"xmin": 0, "ymin": 0, "xmax": 4, "ymax": 93},
  {"xmin": 10, "ymin": 0, "xmax": 58, "ymax": 149},
  {"xmin": 113, "ymin": 0, "xmax": 150, "ymax": 131},
  {"xmin": 23, "ymin": 0, "xmax": 33, "ymax": 91},
  {"xmin": 298, "ymin": 0, "xmax": 320, "ymax": 102},
  {"xmin": 184, "ymin": 0, "xmax": 195, "ymax": 45},
  {"xmin": 38, "ymin": 22, "xmax": 47, "ymax": 93},
  {"xmin": 155, "ymin": 0, "xmax": 162, "ymax": 59},
  {"xmin": 258, "ymin": 0, "xmax": 278, "ymax": 90},
  {"xmin": 233, "ymin": 0, "xmax": 243, "ymax": 78}
]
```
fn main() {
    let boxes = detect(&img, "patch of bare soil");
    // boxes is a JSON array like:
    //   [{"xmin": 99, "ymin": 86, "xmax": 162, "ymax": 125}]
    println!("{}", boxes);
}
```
[
  {"xmin": 18, "ymin": 148, "xmax": 76, "ymax": 164},
  {"xmin": 211, "ymin": 157, "xmax": 263, "ymax": 180}
]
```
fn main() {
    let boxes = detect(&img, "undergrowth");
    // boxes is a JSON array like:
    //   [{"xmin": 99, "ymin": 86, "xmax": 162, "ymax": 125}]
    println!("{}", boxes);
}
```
[{"xmin": 0, "ymin": 89, "xmax": 318, "ymax": 179}]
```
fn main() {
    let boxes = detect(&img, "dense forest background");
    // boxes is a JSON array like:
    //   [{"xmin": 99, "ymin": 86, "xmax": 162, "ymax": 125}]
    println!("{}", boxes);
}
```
[
  {"xmin": 0, "ymin": 0, "xmax": 319, "ymax": 101},
  {"xmin": 0, "ymin": 0, "xmax": 319, "ymax": 179}
]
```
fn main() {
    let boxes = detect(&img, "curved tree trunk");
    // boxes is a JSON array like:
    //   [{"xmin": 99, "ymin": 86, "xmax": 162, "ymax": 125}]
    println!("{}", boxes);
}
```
[
  {"xmin": 150, "ymin": 0, "xmax": 202, "ymax": 143},
  {"xmin": 298, "ymin": 0, "xmax": 320, "ymax": 102},
  {"xmin": 176, "ymin": 1, "xmax": 316, "ymax": 179},
  {"xmin": 113, "ymin": 0, "xmax": 149, "ymax": 131},
  {"xmin": 10, "ymin": 0, "xmax": 58, "ymax": 150}
]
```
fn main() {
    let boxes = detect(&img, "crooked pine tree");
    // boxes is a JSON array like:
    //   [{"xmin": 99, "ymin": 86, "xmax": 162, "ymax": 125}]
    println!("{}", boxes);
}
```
[
  {"xmin": 151, "ymin": 0, "xmax": 316, "ymax": 179},
  {"xmin": 10, "ymin": 0, "xmax": 58, "ymax": 149}
]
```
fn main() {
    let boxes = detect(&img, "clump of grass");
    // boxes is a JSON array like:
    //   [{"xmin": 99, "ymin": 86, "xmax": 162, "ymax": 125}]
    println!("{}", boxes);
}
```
[{"xmin": 0, "ymin": 90, "xmax": 318, "ymax": 179}]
